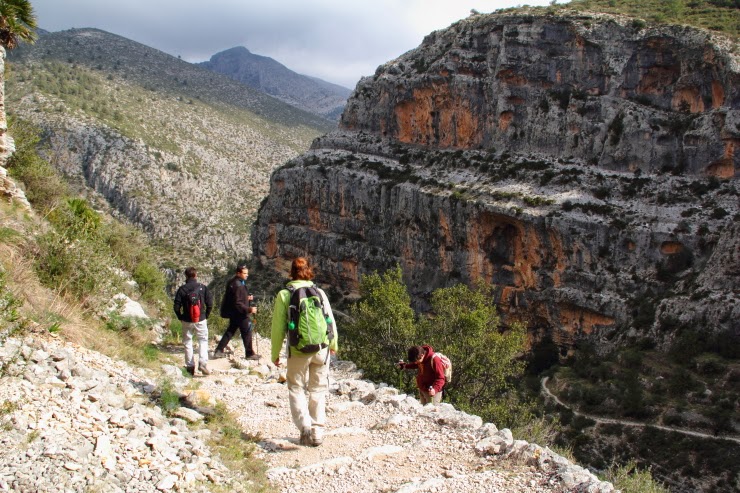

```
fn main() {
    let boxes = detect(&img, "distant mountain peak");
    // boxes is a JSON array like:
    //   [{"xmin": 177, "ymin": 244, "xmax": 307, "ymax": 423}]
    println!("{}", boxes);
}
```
[{"xmin": 199, "ymin": 46, "xmax": 350, "ymax": 122}]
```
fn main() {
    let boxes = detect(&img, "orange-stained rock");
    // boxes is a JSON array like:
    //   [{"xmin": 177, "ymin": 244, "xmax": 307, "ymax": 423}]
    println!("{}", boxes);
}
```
[
  {"xmin": 394, "ymin": 85, "xmax": 481, "ymax": 148},
  {"xmin": 638, "ymin": 66, "xmax": 679, "ymax": 96},
  {"xmin": 711, "ymin": 80, "xmax": 725, "ymax": 108},
  {"xmin": 558, "ymin": 303, "xmax": 615, "ymax": 336},
  {"xmin": 706, "ymin": 157, "xmax": 735, "ymax": 178},
  {"xmin": 340, "ymin": 260, "xmax": 359, "ymax": 292},
  {"xmin": 265, "ymin": 225, "xmax": 278, "ymax": 258},
  {"xmin": 660, "ymin": 241, "xmax": 684, "ymax": 255},
  {"xmin": 499, "ymin": 111, "xmax": 514, "ymax": 131},
  {"xmin": 307, "ymin": 207, "xmax": 328, "ymax": 232},
  {"xmin": 672, "ymin": 86, "xmax": 705, "ymax": 113},
  {"xmin": 497, "ymin": 69, "xmax": 528, "ymax": 86}
]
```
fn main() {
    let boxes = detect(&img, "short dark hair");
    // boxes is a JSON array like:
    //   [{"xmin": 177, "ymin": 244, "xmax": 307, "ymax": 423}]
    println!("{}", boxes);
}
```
[
  {"xmin": 185, "ymin": 267, "xmax": 197, "ymax": 279},
  {"xmin": 407, "ymin": 346, "xmax": 425, "ymax": 362},
  {"xmin": 236, "ymin": 264, "xmax": 248, "ymax": 273}
]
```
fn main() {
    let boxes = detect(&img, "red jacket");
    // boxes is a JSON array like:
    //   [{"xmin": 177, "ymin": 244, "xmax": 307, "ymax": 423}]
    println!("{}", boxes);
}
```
[{"xmin": 403, "ymin": 345, "xmax": 446, "ymax": 393}]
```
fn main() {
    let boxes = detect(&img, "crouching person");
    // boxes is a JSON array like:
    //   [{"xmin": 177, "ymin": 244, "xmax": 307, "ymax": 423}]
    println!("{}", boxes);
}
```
[
  {"xmin": 271, "ymin": 257, "xmax": 338, "ymax": 447},
  {"xmin": 397, "ymin": 345, "xmax": 446, "ymax": 405}
]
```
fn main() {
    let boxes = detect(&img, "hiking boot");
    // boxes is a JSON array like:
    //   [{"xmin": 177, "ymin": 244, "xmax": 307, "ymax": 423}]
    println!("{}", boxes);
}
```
[
  {"xmin": 299, "ymin": 429, "xmax": 312, "ymax": 446},
  {"xmin": 185, "ymin": 366, "xmax": 195, "ymax": 376},
  {"xmin": 212, "ymin": 350, "xmax": 225, "ymax": 359},
  {"xmin": 310, "ymin": 428, "xmax": 323, "ymax": 447},
  {"xmin": 198, "ymin": 363, "xmax": 211, "ymax": 376},
  {"xmin": 245, "ymin": 353, "xmax": 261, "ymax": 360}
]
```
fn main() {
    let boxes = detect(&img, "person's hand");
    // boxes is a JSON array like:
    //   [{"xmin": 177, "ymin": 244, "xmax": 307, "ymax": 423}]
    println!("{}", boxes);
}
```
[
  {"xmin": 428, "ymin": 387, "xmax": 436, "ymax": 396},
  {"xmin": 248, "ymin": 295, "xmax": 254, "ymax": 301},
  {"xmin": 274, "ymin": 358, "xmax": 281, "ymax": 367},
  {"xmin": 396, "ymin": 361, "xmax": 404, "ymax": 370},
  {"xmin": 250, "ymin": 307, "xmax": 257, "ymax": 314}
]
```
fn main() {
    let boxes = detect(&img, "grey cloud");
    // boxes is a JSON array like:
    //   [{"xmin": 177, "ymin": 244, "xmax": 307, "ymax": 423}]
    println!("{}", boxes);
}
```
[{"xmin": 30, "ymin": 0, "xmax": 554, "ymax": 88}]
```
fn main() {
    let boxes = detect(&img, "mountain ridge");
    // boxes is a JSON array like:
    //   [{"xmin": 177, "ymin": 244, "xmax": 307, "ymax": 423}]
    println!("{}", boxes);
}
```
[
  {"xmin": 198, "ymin": 45, "xmax": 351, "ymax": 122},
  {"xmin": 6, "ymin": 27, "xmax": 332, "ymax": 270}
]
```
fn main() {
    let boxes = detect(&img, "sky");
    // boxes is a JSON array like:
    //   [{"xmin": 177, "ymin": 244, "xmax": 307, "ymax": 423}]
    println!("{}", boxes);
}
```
[{"xmin": 30, "ymin": 0, "xmax": 560, "ymax": 89}]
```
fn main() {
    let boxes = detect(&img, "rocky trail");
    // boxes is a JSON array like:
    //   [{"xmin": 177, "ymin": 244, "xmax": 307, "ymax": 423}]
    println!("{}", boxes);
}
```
[{"xmin": 0, "ymin": 331, "xmax": 617, "ymax": 492}]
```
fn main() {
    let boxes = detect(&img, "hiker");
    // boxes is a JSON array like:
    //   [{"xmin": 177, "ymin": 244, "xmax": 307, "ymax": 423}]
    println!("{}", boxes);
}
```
[
  {"xmin": 214, "ymin": 265, "xmax": 260, "ymax": 360},
  {"xmin": 271, "ymin": 257, "xmax": 338, "ymax": 447},
  {"xmin": 173, "ymin": 267, "xmax": 213, "ymax": 376},
  {"xmin": 396, "ymin": 345, "xmax": 446, "ymax": 405}
]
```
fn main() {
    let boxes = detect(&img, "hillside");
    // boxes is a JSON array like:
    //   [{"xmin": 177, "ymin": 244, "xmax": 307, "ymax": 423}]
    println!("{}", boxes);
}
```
[
  {"xmin": 564, "ymin": 0, "xmax": 740, "ymax": 39},
  {"xmin": 199, "ymin": 46, "xmax": 351, "ymax": 122},
  {"xmin": 6, "ymin": 28, "xmax": 334, "ymax": 271}
]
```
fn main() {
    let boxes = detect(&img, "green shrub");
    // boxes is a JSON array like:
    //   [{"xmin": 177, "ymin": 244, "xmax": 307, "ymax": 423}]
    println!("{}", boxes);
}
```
[
  {"xmin": 104, "ymin": 313, "xmax": 154, "ymax": 332},
  {"xmin": 416, "ymin": 282, "xmax": 528, "ymax": 427},
  {"xmin": 157, "ymin": 379, "xmax": 181, "ymax": 415},
  {"xmin": 133, "ymin": 260, "xmax": 166, "ymax": 303},
  {"xmin": 143, "ymin": 344, "xmax": 159, "ymax": 362},
  {"xmin": 0, "ymin": 270, "xmax": 25, "ymax": 340},
  {"xmin": 6, "ymin": 118, "xmax": 69, "ymax": 212},
  {"xmin": 602, "ymin": 460, "xmax": 669, "ymax": 493},
  {"xmin": 342, "ymin": 266, "xmax": 417, "ymax": 390},
  {"xmin": 36, "ymin": 229, "xmax": 110, "ymax": 298},
  {"xmin": 513, "ymin": 415, "xmax": 562, "ymax": 447},
  {"xmin": 166, "ymin": 318, "xmax": 183, "ymax": 344},
  {"xmin": 342, "ymin": 268, "xmax": 529, "ymax": 427}
]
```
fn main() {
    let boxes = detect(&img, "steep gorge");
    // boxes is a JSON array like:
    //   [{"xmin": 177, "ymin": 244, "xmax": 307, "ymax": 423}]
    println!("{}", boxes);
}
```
[{"xmin": 253, "ymin": 9, "xmax": 739, "ymax": 352}]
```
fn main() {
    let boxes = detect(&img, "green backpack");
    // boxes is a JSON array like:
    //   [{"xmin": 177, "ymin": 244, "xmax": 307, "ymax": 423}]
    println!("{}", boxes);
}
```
[{"xmin": 286, "ymin": 285, "xmax": 334, "ymax": 353}]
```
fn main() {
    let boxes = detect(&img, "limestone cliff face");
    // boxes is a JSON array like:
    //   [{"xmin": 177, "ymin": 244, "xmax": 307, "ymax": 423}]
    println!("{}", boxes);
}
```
[
  {"xmin": 343, "ymin": 11, "xmax": 739, "ymax": 178},
  {"xmin": 253, "ymin": 11, "xmax": 739, "ymax": 349}
]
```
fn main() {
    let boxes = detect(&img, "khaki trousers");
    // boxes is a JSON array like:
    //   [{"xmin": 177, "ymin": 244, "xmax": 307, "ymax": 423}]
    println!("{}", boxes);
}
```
[
  {"xmin": 286, "ymin": 347, "xmax": 330, "ymax": 437},
  {"xmin": 419, "ymin": 388, "xmax": 442, "ymax": 405}
]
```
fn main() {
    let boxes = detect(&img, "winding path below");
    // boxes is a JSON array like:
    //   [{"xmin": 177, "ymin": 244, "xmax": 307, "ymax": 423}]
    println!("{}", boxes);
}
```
[{"xmin": 540, "ymin": 377, "xmax": 740, "ymax": 445}]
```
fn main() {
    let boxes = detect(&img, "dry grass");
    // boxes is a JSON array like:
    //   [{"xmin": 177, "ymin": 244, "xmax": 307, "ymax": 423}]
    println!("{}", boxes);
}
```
[{"xmin": 0, "ymin": 201, "xmax": 169, "ymax": 368}]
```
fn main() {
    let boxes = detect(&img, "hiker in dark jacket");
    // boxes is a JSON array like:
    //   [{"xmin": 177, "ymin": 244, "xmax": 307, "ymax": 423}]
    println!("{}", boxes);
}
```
[
  {"xmin": 397, "ymin": 345, "xmax": 446, "ymax": 405},
  {"xmin": 214, "ymin": 265, "xmax": 259, "ymax": 360},
  {"xmin": 173, "ymin": 267, "xmax": 213, "ymax": 376}
]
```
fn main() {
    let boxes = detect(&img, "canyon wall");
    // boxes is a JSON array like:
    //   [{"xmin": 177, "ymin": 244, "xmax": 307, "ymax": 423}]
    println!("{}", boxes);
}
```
[{"xmin": 253, "ymin": 10, "xmax": 739, "ymax": 349}]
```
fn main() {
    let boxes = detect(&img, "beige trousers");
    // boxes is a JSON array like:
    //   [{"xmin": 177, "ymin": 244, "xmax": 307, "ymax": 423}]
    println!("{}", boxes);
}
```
[
  {"xmin": 182, "ymin": 320, "xmax": 208, "ymax": 368},
  {"xmin": 419, "ymin": 388, "xmax": 442, "ymax": 405},
  {"xmin": 286, "ymin": 347, "xmax": 330, "ymax": 437}
]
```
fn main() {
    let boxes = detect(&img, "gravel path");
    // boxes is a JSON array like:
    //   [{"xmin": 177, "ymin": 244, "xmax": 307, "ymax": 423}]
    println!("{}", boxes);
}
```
[
  {"xmin": 199, "ymin": 335, "xmax": 612, "ymax": 493},
  {"xmin": 0, "ymin": 331, "xmax": 616, "ymax": 492}
]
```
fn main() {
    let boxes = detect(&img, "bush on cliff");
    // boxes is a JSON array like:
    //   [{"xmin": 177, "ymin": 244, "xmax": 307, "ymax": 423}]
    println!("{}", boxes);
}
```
[
  {"xmin": 6, "ymin": 118, "xmax": 68, "ymax": 212},
  {"xmin": 342, "ymin": 266, "xmax": 529, "ymax": 428},
  {"xmin": 341, "ymin": 267, "xmax": 417, "ymax": 387},
  {"xmin": 416, "ymin": 282, "xmax": 528, "ymax": 425}
]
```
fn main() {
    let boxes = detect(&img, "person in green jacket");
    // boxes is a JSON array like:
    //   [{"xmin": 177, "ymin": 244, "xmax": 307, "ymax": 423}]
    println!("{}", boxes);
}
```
[{"xmin": 271, "ymin": 257, "xmax": 338, "ymax": 447}]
